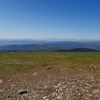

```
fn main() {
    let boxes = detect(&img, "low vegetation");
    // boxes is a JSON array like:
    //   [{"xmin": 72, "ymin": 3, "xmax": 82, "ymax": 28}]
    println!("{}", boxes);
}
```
[
  {"xmin": 0, "ymin": 52, "xmax": 100, "ymax": 72},
  {"xmin": 0, "ymin": 52, "xmax": 100, "ymax": 99}
]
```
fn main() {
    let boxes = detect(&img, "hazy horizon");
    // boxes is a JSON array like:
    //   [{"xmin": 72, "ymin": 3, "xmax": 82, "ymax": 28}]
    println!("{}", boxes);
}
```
[{"xmin": 0, "ymin": 38, "xmax": 100, "ymax": 42}]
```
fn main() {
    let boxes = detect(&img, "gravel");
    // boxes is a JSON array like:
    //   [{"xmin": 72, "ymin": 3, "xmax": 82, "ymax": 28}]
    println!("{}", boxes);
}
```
[{"xmin": 0, "ymin": 67, "xmax": 100, "ymax": 100}]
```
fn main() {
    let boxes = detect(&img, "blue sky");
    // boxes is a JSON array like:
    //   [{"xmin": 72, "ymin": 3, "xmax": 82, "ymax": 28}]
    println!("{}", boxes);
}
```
[{"xmin": 0, "ymin": 0, "xmax": 100, "ymax": 39}]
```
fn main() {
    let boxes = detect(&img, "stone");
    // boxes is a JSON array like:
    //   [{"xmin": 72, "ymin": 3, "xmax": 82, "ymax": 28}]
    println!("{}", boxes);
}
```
[
  {"xmin": 93, "ymin": 89, "xmax": 99, "ymax": 94},
  {"xmin": 0, "ymin": 79, "xmax": 3, "ymax": 85},
  {"xmin": 43, "ymin": 84, "xmax": 49, "ymax": 89},
  {"xmin": 57, "ymin": 83, "xmax": 62, "ymax": 87},
  {"xmin": 0, "ymin": 89, "xmax": 3, "ymax": 92},
  {"xmin": 32, "ymin": 72, "xmax": 38, "ymax": 76},
  {"xmin": 63, "ymin": 85, "xmax": 67, "ymax": 89},
  {"xmin": 57, "ymin": 94, "xmax": 63, "ymax": 99},
  {"xmin": 43, "ymin": 96, "xmax": 47, "ymax": 99},
  {"xmin": 18, "ymin": 90, "xmax": 28, "ymax": 95},
  {"xmin": 87, "ymin": 94, "xmax": 92, "ymax": 97}
]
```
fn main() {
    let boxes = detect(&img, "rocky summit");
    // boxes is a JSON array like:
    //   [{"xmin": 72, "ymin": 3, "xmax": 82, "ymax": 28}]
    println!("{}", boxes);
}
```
[{"xmin": 0, "ymin": 67, "xmax": 100, "ymax": 100}]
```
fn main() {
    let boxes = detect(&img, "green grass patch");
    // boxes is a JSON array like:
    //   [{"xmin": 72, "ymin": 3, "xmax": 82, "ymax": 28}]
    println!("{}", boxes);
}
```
[{"xmin": 0, "ymin": 52, "xmax": 100, "ymax": 71}]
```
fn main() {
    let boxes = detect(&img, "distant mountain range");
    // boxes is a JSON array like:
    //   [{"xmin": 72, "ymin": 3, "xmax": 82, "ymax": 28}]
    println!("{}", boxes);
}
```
[
  {"xmin": 56, "ymin": 48, "xmax": 99, "ymax": 52},
  {"xmin": 0, "ymin": 39, "xmax": 100, "ymax": 52}
]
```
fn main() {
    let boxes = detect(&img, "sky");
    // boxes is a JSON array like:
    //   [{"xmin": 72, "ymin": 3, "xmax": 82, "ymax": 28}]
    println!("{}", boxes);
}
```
[{"xmin": 0, "ymin": 0, "xmax": 100, "ymax": 40}]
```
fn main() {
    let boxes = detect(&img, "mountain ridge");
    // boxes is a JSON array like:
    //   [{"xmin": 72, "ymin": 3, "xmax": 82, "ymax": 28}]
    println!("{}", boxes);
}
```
[
  {"xmin": 0, "ymin": 40, "xmax": 100, "ymax": 52},
  {"xmin": 56, "ymin": 48, "xmax": 100, "ymax": 52}
]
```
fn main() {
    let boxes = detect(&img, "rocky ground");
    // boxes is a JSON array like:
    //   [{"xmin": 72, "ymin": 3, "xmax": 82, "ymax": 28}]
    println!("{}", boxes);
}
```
[{"xmin": 0, "ymin": 66, "xmax": 100, "ymax": 100}]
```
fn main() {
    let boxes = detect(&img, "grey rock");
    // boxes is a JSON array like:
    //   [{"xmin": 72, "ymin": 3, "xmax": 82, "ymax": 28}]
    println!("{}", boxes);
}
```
[
  {"xmin": 0, "ymin": 89, "xmax": 3, "ymax": 92},
  {"xmin": 32, "ymin": 72, "xmax": 38, "ymax": 76},
  {"xmin": 93, "ymin": 89, "xmax": 99, "ymax": 94},
  {"xmin": 18, "ymin": 90, "xmax": 28, "ymax": 95},
  {"xmin": 0, "ymin": 79, "xmax": 3, "ymax": 85}
]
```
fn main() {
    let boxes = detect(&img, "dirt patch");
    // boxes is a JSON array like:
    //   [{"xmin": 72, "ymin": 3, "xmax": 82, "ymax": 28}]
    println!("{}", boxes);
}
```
[{"xmin": 0, "ymin": 66, "xmax": 100, "ymax": 100}]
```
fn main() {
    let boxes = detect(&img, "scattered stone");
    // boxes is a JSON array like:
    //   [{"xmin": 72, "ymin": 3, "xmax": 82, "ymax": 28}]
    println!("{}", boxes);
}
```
[
  {"xmin": 43, "ymin": 96, "xmax": 47, "ymax": 99},
  {"xmin": 87, "ymin": 94, "xmax": 92, "ymax": 97},
  {"xmin": 0, "ymin": 66, "xmax": 100, "ymax": 100},
  {"xmin": 11, "ymin": 84, "xmax": 15, "ymax": 87},
  {"xmin": 0, "ymin": 79, "xmax": 3, "ymax": 85},
  {"xmin": 92, "ymin": 69, "xmax": 95, "ymax": 71},
  {"xmin": 32, "ymin": 72, "xmax": 38, "ymax": 76},
  {"xmin": 57, "ymin": 94, "xmax": 63, "ymax": 99},
  {"xmin": 0, "ymin": 90, "xmax": 3, "ymax": 93},
  {"xmin": 7, "ymin": 95, "xmax": 11, "ymax": 98},
  {"xmin": 47, "ymin": 67, "xmax": 52, "ymax": 70},
  {"xmin": 18, "ymin": 90, "xmax": 28, "ymax": 95},
  {"xmin": 92, "ymin": 89, "xmax": 99, "ymax": 94}
]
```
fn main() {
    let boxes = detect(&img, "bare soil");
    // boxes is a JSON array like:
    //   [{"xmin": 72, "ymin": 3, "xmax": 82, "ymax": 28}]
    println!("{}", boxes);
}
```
[{"xmin": 0, "ymin": 66, "xmax": 100, "ymax": 100}]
